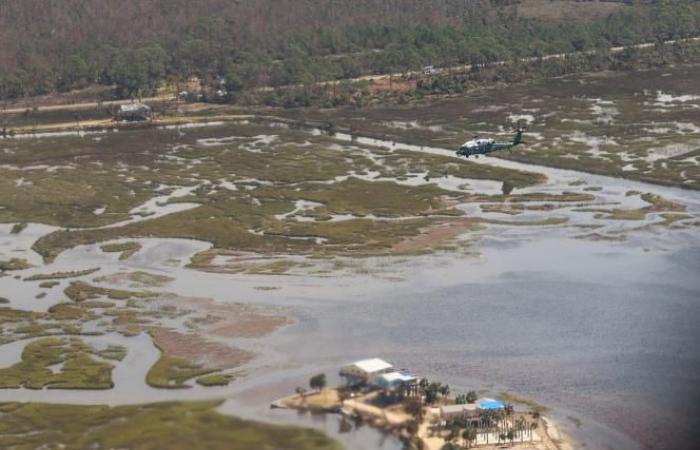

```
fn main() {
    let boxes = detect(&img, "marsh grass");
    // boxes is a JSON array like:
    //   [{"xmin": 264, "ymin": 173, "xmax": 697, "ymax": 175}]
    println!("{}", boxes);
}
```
[
  {"xmin": 0, "ymin": 337, "xmax": 113, "ymax": 389},
  {"xmin": 0, "ymin": 258, "xmax": 31, "ymax": 271},
  {"xmin": 100, "ymin": 241, "xmax": 142, "ymax": 260},
  {"xmin": 498, "ymin": 392, "xmax": 549, "ymax": 414},
  {"xmin": 24, "ymin": 267, "xmax": 100, "ymax": 282},
  {"xmin": 64, "ymin": 281, "xmax": 154, "ymax": 303},
  {"xmin": 196, "ymin": 373, "xmax": 231, "ymax": 386},
  {"xmin": 146, "ymin": 352, "xmax": 215, "ymax": 389},
  {"xmin": 0, "ymin": 401, "xmax": 342, "ymax": 450}
]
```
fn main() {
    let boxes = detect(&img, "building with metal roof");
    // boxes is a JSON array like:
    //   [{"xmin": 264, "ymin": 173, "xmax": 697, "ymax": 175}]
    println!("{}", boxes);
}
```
[
  {"xmin": 439, "ymin": 398, "xmax": 505, "ymax": 421},
  {"xmin": 440, "ymin": 403, "xmax": 480, "ymax": 421},
  {"xmin": 116, "ymin": 103, "xmax": 152, "ymax": 122},
  {"xmin": 339, "ymin": 358, "xmax": 394, "ymax": 387},
  {"xmin": 374, "ymin": 370, "xmax": 417, "ymax": 390}
]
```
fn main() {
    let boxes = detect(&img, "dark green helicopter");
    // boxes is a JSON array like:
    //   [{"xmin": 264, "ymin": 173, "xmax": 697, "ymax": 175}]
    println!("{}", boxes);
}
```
[{"xmin": 456, "ymin": 122, "xmax": 527, "ymax": 158}]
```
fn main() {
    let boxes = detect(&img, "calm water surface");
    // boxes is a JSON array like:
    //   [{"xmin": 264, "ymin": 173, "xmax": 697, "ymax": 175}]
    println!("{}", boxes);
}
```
[{"xmin": 262, "ymin": 232, "xmax": 700, "ymax": 450}]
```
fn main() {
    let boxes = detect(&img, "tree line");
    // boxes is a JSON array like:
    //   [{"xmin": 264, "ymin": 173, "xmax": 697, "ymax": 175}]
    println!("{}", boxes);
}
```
[{"xmin": 1, "ymin": 0, "xmax": 699, "ymax": 100}]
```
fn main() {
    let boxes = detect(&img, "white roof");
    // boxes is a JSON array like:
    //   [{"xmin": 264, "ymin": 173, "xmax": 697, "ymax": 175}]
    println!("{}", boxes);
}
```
[
  {"xmin": 378, "ymin": 371, "xmax": 416, "ymax": 383},
  {"xmin": 350, "ymin": 358, "xmax": 393, "ymax": 373},
  {"xmin": 119, "ymin": 103, "xmax": 150, "ymax": 112}
]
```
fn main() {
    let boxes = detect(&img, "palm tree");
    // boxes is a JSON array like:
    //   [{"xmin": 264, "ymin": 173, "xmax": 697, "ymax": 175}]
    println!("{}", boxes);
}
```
[
  {"xmin": 462, "ymin": 426, "xmax": 477, "ymax": 449},
  {"xmin": 439, "ymin": 383, "xmax": 451, "ymax": 400},
  {"xmin": 419, "ymin": 377, "xmax": 430, "ymax": 391},
  {"xmin": 530, "ymin": 422, "xmax": 538, "ymax": 441},
  {"xmin": 295, "ymin": 386, "xmax": 307, "ymax": 406},
  {"xmin": 515, "ymin": 417, "xmax": 526, "ymax": 442},
  {"xmin": 504, "ymin": 403, "xmax": 514, "ymax": 431},
  {"xmin": 479, "ymin": 410, "xmax": 493, "ymax": 444}
]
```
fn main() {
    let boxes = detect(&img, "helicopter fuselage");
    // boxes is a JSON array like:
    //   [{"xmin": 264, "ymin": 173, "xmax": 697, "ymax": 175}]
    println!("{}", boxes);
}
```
[
  {"xmin": 457, "ymin": 139, "xmax": 513, "ymax": 158},
  {"xmin": 456, "ymin": 129, "xmax": 524, "ymax": 158}
]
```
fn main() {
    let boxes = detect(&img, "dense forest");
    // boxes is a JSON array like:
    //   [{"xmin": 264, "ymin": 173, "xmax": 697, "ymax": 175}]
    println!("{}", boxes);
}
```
[{"xmin": 0, "ymin": 0, "xmax": 699, "ymax": 100}]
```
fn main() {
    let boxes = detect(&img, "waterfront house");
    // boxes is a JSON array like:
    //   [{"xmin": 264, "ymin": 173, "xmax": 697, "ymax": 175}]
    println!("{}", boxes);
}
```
[
  {"xmin": 375, "ymin": 369, "xmax": 419, "ymax": 397},
  {"xmin": 375, "ymin": 370, "xmax": 418, "ymax": 393},
  {"xmin": 339, "ymin": 358, "xmax": 393, "ymax": 387}
]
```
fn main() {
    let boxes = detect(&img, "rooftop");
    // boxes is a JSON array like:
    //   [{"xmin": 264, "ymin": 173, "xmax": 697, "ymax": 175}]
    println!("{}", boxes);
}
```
[
  {"xmin": 440, "ymin": 403, "xmax": 479, "ymax": 414},
  {"xmin": 119, "ymin": 103, "xmax": 151, "ymax": 112},
  {"xmin": 348, "ymin": 358, "xmax": 393, "ymax": 374},
  {"xmin": 478, "ymin": 398, "xmax": 505, "ymax": 410},
  {"xmin": 377, "ymin": 370, "xmax": 417, "ymax": 383}
]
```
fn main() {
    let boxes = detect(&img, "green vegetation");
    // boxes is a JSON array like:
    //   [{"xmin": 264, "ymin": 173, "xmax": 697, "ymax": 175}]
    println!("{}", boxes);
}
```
[
  {"xmin": 101, "ymin": 241, "xmax": 143, "ymax": 260},
  {"xmin": 361, "ymin": 151, "xmax": 545, "ymax": 189},
  {"xmin": 0, "ymin": 123, "xmax": 540, "ymax": 261},
  {"xmin": 196, "ymin": 374, "xmax": 231, "ymax": 387},
  {"xmin": 1, "ymin": 1, "xmax": 699, "ymax": 100},
  {"xmin": 0, "ymin": 337, "xmax": 114, "ymax": 389},
  {"xmin": 97, "ymin": 345, "xmax": 127, "ymax": 362},
  {"xmin": 0, "ymin": 122, "xmax": 543, "ymax": 261},
  {"xmin": 24, "ymin": 267, "xmax": 100, "ymax": 282},
  {"xmin": 301, "ymin": 64, "xmax": 700, "ymax": 189},
  {"xmin": 0, "ymin": 302, "xmax": 108, "ymax": 345},
  {"xmin": 0, "ymin": 258, "xmax": 31, "ymax": 271},
  {"xmin": 146, "ymin": 353, "xmax": 215, "ymax": 389},
  {"xmin": 64, "ymin": 281, "xmax": 154, "ymax": 303},
  {"xmin": 658, "ymin": 213, "xmax": 694, "ymax": 227},
  {"xmin": 497, "ymin": 392, "xmax": 548, "ymax": 414},
  {"xmin": 594, "ymin": 192, "xmax": 686, "ymax": 221},
  {"xmin": 10, "ymin": 222, "xmax": 27, "ymax": 234},
  {"xmin": 455, "ymin": 391, "xmax": 478, "ymax": 404},
  {"xmin": 466, "ymin": 192, "xmax": 594, "ymax": 204},
  {"xmin": 0, "ymin": 401, "xmax": 342, "ymax": 450},
  {"xmin": 125, "ymin": 271, "xmax": 173, "ymax": 286},
  {"xmin": 309, "ymin": 373, "xmax": 327, "ymax": 391}
]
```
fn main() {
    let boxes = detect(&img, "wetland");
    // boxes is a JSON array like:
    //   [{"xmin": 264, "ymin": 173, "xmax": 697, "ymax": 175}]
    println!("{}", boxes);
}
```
[{"xmin": 1, "ymin": 64, "xmax": 699, "ymax": 450}]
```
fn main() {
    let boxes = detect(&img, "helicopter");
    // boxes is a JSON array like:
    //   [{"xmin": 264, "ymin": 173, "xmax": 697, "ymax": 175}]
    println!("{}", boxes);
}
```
[{"xmin": 456, "ymin": 122, "xmax": 527, "ymax": 158}]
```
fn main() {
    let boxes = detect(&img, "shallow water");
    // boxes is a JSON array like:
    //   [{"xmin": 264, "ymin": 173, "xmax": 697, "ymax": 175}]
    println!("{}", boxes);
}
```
[
  {"xmin": 259, "ymin": 232, "xmax": 700, "ymax": 450},
  {"xmin": 1, "ymin": 123, "xmax": 699, "ymax": 450}
]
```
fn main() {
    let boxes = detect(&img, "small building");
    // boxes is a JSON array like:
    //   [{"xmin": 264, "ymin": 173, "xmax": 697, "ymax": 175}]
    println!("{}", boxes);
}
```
[
  {"xmin": 440, "ymin": 398, "xmax": 504, "ymax": 421},
  {"xmin": 374, "ymin": 370, "xmax": 418, "ymax": 391},
  {"xmin": 116, "ymin": 103, "xmax": 152, "ymax": 122},
  {"xmin": 340, "ymin": 358, "xmax": 393, "ymax": 387},
  {"xmin": 440, "ymin": 403, "xmax": 480, "ymax": 421}
]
